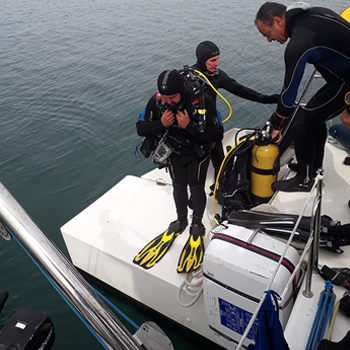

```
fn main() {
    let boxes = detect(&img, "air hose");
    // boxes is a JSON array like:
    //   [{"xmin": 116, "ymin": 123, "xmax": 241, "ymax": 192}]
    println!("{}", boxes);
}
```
[
  {"xmin": 212, "ymin": 132, "xmax": 257, "ymax": 218},
  {"xmin": 194, "ymin": 70, "xmax": 232, "ymax": 123}
]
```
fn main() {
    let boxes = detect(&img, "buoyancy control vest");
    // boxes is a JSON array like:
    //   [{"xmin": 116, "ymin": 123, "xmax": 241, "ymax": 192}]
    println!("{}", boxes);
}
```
[
  {"xmin": 135, "ymin": 69, "xmax": 211, "ymax": 166},
  {"xmin": 214, "ymin": 127, "xmax": 280, "ymax": 221}
]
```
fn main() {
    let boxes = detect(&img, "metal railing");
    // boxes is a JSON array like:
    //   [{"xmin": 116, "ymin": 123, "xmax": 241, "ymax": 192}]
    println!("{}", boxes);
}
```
[
  {"xmin": 235, "ymin": 171, "xmax": 324, "ymax": 350},
  {"xmin": 0, "ymin": 182, "xmax": 143, "ymax": 350}
]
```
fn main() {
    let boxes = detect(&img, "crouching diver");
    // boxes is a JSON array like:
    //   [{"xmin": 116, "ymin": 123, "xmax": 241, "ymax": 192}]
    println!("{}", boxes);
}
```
[{"xmin": 133, "ymin": 69, "xmax": 223, "ymax": 273}]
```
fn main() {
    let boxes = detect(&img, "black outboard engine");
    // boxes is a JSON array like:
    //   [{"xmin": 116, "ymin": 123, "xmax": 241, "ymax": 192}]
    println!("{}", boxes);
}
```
[
  {"xmin": 0, "ymin": 301, "xmax": 55, "ymax": 350},
  {"xmin": 0, "ymin": 292, "xmax": 8, "ymax": 315}
]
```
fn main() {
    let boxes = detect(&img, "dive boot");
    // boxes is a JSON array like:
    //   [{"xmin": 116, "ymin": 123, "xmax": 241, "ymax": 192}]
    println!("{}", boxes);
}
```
[
  {"xmin": 177, "ymin": 223, "xmax": 205, "ymax": 274},
  {"xmin": 133, "ymin": 220, "xmax": 187, "ymax": 269},
  {"xmin": 272, "ymin": 176, "xmax": 314, "ymax": 193},
  {"xmin": 288, "ymin": 162, "xmax": 298, "ymax": 172}
]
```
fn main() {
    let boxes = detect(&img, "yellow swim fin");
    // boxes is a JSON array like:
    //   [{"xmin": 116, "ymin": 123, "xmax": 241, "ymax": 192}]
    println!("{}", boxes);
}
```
[
  {"xmin": 133, "ymin": 220, "xmax": 187, "ymax": 269},
  {"xmin": 177, "ymin": 223, "xmax": 205, "ymax": 274}
]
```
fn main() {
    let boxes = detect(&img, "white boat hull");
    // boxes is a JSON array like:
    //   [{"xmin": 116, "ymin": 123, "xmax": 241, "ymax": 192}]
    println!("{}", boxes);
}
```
[{"xmin": 61, "ymin": 128, "xmax": 350, "ymax": 349}]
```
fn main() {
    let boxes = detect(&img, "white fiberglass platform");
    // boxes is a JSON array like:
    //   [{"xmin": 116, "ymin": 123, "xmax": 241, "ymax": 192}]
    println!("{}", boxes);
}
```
[
  {"xmin": 61, "ymin": 129, "xmax": 350, "ymax": 349},
  {"xmin": 61, "ymin": 172, "xmax": 219, "ymax": 342}
]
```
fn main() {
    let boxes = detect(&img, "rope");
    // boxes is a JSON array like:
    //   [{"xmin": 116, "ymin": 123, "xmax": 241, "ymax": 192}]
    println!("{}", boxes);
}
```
[
  {"xmin": 326, "ymin": 300, "xmax": 341, "ymax": 340},
  {"xmin": 177, "ymin": 267, "xmax": 204, "ymax": 307}
]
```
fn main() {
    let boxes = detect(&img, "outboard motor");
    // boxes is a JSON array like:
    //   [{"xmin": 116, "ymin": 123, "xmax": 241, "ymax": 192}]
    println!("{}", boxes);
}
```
[
  {"xmin": 0, "ymin": 307, "xmax": 55, "ymax": 350},
  {"xmin": 0, "ymin": 292, "xmax": 8, "ymax": 315}
]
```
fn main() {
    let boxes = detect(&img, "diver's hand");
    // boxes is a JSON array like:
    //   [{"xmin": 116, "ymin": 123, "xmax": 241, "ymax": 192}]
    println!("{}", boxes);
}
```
[
  {"xmin": 271, "ymin": 129, "xmax": 282, "ymax": 142},
  {"xmin": 340, "ymin": 108, "xmax": 350, "ymax": 129},
  {"xmin": 176, "ymin": 109, "xmax": 190, "ymax": 129},
  {"xmin": 161, "ymin": 109, "xmax": 175, "ymax": 128}
]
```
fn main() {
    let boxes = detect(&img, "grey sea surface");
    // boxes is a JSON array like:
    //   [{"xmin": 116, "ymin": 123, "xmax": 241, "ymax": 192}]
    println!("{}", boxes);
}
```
[{"xmin": 0, "ymin": 0, "xmax": 346, "ymax": 348}]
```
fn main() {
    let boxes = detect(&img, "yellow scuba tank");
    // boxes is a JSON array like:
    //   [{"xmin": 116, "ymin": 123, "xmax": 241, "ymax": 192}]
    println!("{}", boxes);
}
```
[{"xmin": 250, "ymin": 141, "xmax": 280, "ymax": 204}]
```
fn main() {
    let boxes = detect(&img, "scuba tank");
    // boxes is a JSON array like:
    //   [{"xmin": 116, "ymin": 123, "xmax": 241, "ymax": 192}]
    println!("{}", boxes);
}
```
[{"xmin": 249, "ymin": 140, "xmax": 280, "ymax": 205}]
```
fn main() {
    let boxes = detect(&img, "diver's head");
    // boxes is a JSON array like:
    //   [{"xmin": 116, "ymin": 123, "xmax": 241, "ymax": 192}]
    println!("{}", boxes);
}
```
[
  {"xmin": 157, "ymin": 70, "xmax": 184, "ymax": 106},
  {"xmin": 196, "ymin": 41, "xmax": 220, "ymax": 73}
]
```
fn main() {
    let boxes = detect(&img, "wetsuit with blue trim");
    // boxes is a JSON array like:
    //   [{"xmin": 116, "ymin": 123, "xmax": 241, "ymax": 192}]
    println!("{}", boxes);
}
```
[
  {"xmin": 137, "ymin": 87, "xmax": 223, "ymax": 227},
  {"xmin": 270, "ymin": 3, "xmax": 350, "ymax": 190},
  {"xmin": 191, "ymin": 41, "xmax": 279, "ymax": 178}
]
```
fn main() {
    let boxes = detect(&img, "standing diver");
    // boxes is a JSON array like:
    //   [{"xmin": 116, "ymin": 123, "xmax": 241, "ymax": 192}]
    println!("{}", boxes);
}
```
[
  {"xmin": 134, "ymin": 69, "xmax": 223, "ymax": 273},
  {"xmin": 255, "ymin": 2, "xmax": 350, "ymax": 192},
  {"xmin": 191, "ymin": 41, "xmax": 279, "ymax": 178}
]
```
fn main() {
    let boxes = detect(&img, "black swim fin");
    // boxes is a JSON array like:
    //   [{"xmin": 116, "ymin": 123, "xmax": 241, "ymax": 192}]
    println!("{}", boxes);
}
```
[
  {"xmin": 133, "ymin": 220, "xmax": 187, "ymax": 269},
  {"xmin": 177, "ymin": 223, "xmax": 205, "ymax": 274}
]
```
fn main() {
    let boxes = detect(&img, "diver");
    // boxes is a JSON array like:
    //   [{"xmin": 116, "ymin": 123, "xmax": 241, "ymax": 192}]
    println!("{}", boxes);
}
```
[
  {"xmin": 191, "ymin": 41, "xmax": 279, "ymax": 179},
  {"xmin": 134, "ymin": 69, "xmax": 223, "ymax": 273},
  {"xmin": 255, "ymin": 2, "xmax": 350, "ymax": 192}
]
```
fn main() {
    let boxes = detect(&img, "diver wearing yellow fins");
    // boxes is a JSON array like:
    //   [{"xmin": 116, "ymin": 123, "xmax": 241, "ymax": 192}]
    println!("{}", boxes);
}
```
[{"xmin": 134, "ymin": 69, "xmax": 223, "ymax": 273}]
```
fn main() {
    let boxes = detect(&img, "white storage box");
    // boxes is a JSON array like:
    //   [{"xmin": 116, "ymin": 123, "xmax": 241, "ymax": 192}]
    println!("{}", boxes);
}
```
[{"xmin": 203, "ymin": 224, "xmax": 300, "ymax": 348}]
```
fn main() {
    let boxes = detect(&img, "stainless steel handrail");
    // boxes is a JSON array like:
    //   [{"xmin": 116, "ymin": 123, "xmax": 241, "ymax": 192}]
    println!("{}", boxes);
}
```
[
  {"xmin": 303, "ymin": 169, "xmax": 324, "ymax": 298},
  {"xmin": 0, "ymin": 182, "xmax": 143, "ymax": 350},
  {"xmin": 281, "ymin": 68, "xmax": 320, "ymax": 141},
  {"xmin": 235, "ymin": 172, "xmax": 324, "ymax": 350}
]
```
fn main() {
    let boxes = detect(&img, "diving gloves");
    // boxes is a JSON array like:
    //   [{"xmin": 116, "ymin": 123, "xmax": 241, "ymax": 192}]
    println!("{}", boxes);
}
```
[
  {"xmin": 133, "ymin": 220, "xmax": 187, "ymax": 269},
  {"xmin": 177, "ymin": 223, "xmax": 205, "ymax": 274}
]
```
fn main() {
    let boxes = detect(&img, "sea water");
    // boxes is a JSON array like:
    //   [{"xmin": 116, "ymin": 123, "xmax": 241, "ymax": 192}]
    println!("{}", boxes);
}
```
[{"xmin": 0, "ymin": 0, "xmax": 346, "ymax": 348}]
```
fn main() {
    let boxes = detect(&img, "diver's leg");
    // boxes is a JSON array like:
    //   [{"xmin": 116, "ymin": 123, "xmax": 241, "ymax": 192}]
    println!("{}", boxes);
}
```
[
  {"xmin": 169, "ymin": 153, "xmax": 188, "ymax": 226},
  {"xmin": 273, "ymin": 81, "xmax": 349, "ymax": 192},
  {"xmin": 188, "ymin": 153, "xmax": 210, "ymax": 223}
]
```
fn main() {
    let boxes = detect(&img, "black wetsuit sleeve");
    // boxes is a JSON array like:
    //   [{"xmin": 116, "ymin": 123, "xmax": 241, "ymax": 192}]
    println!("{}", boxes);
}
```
[
  {"xmin": 185, "ymin": 97, "xmax": 223, "ymax": 143},
  {"xmin": 215, "ymin": 70, "xmax": 278, "ymax": 104},
  {"xmin": 136, "ymin": 96, "xmax": 165, "ymax": 137}
]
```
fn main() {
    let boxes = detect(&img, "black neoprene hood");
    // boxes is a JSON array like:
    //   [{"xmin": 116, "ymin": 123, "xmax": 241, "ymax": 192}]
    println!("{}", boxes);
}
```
[
  {"xmin": 157, "ymin": 70, "xmax": 184, "ymax": 96},
  {"xmin": 196, "ymin": 41, "xmax": 220, "ymax": 71}
]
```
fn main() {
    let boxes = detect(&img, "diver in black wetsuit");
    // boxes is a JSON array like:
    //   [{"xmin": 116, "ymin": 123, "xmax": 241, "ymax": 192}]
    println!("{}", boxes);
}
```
[
  {"xmin": 191, "ymin": 41, "xmax": 279, "ymax": 178},
  {"xmin": 255, "ymin": 2, "xmax": 350, "ymax": 192},
  {"xmin": 136, "ymin": 70, "xmax": 223, "ymax": 273}
]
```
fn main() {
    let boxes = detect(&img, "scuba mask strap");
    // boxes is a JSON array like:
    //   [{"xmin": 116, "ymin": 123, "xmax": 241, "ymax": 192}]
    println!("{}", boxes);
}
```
[{"xmin": 160, "ymin": 70, "xmax": 172, "ymax": 91}]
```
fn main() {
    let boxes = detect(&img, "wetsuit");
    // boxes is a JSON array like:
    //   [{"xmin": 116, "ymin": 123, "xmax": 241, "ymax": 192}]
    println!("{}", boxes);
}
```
[
  {"xmin": 191, "ymin": 62, "xmax": 279, "ymax": 176},
  {"xmin": 137, "ymin": 90, "xmax": 223, "ymax": 223},
  {"xmin": 271, "ymin": 4, "xmax": 350, "ymax": 179}
]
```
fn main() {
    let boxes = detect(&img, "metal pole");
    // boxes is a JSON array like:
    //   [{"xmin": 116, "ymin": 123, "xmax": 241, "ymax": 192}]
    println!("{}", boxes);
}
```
[
  {"xmin": 281, "ymin": 68, "xmax": 317, "ymax": 140},
  {"xmin": 0, "ymin": 182, "xmax": 142, "ymax": 350},
  {"xmin": 302, "ymin": 170, "xmax": 324, "ymax": 298},
  {"xmin": 312, "ymin": 170, "xmax": 323, "ymax": 270}
]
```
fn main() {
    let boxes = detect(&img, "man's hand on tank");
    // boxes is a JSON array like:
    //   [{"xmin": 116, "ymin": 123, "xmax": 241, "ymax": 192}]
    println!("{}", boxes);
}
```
[
  {"xmin": 271, "ymin": 129, "xmax": 282, "ymax": 142},
  {"xmin": 340, "ymin": 108, "xmax": 350, "ymax": 129}
]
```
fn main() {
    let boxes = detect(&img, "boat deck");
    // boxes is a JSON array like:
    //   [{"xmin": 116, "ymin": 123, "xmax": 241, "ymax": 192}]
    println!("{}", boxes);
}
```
[
  {"xmin": 61, "ymin": 129, "xmax": 350, "ymax": 349},
  {"xmin": 273, "ymin": 138, "xmax": 350, "ymax": 348}
]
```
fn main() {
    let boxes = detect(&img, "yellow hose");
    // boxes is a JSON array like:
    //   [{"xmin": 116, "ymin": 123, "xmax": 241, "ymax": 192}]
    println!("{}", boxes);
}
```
[{"xmin": 194, "ymin": 70, "xmax": 232, "ymax": 123}]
